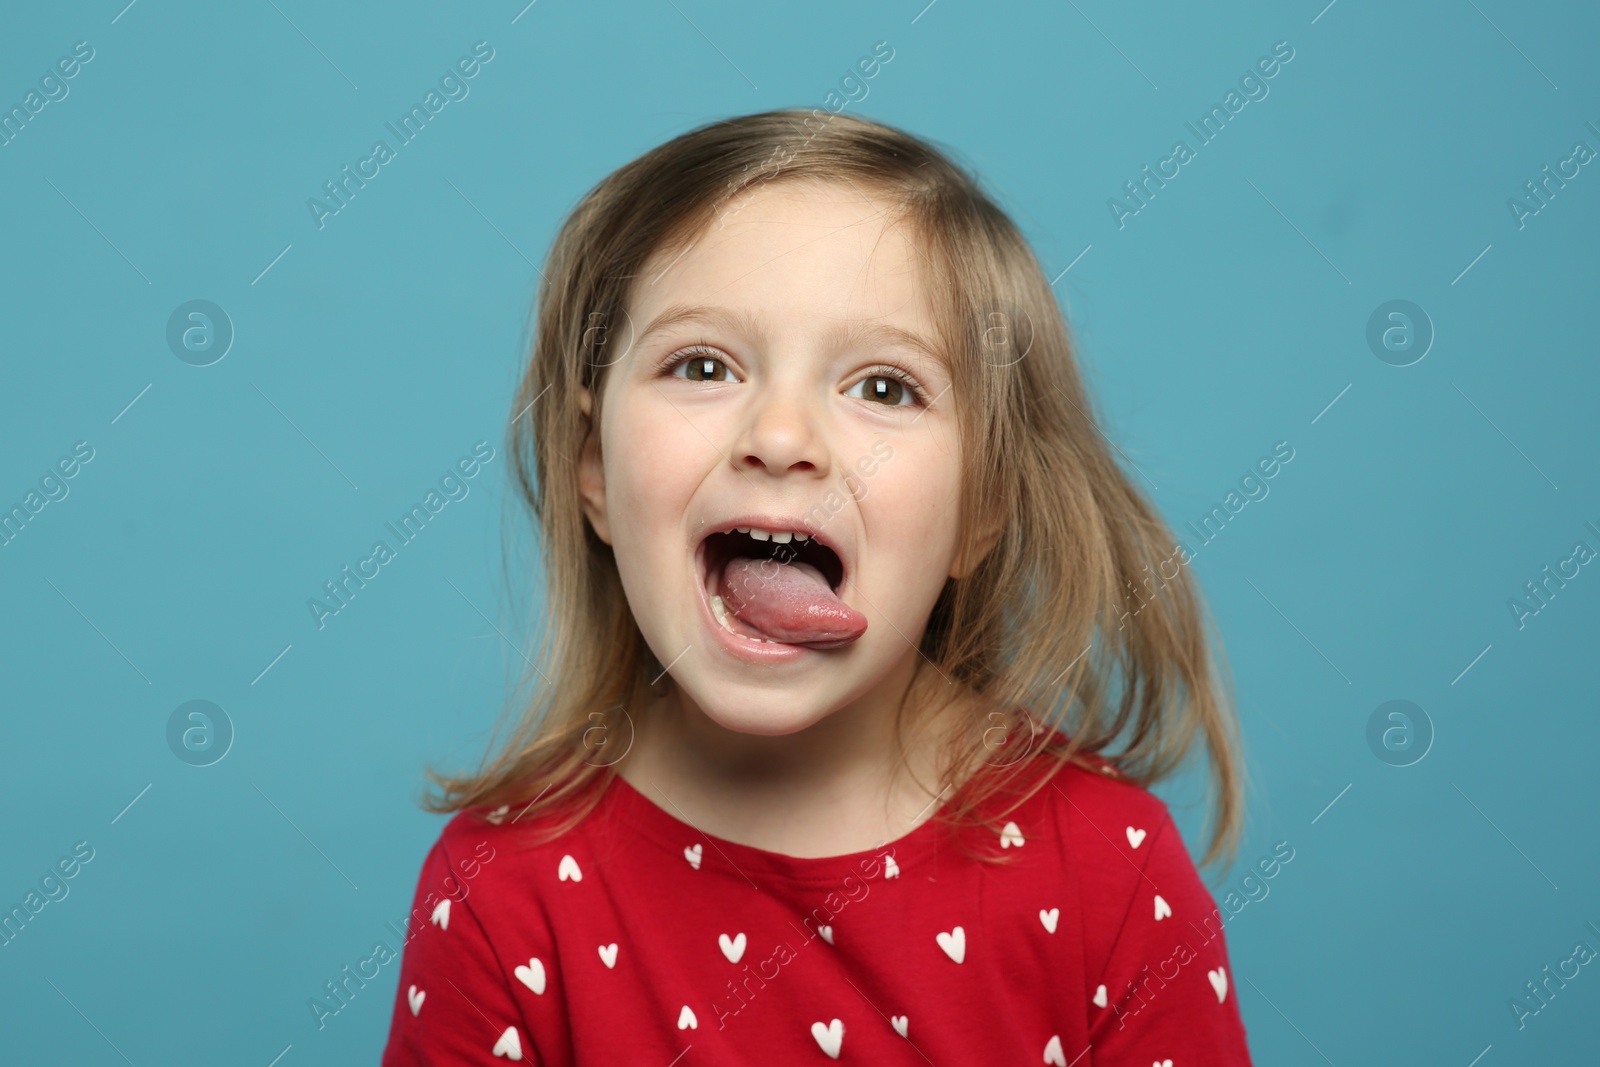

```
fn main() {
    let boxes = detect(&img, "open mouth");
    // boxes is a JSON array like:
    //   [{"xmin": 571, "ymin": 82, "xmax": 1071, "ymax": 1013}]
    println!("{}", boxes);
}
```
[{"xmin": 695, "ymin": 524, "xmax": 865, "ymax": 650}]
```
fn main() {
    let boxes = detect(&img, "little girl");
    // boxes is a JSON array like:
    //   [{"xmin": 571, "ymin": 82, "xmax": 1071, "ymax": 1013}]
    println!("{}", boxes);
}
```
[{"xmin": 382, "ymin": 109, "xmax": 1254, "ymax": 1065}]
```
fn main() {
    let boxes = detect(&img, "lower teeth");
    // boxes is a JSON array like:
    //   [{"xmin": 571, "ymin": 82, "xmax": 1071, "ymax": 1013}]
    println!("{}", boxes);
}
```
[{"xmin": 710, "ymin": 593, "xmax": 776, "ymax": 644}]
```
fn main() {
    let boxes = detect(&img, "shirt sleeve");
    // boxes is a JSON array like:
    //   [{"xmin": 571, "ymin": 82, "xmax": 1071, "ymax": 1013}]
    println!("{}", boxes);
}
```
[
  {"xmin": 381, "ymin": 830, "xmax": 543, "ymax": 1066},
  {"xmin": 1087, "ymin": 808, "xmax": 1254, "ymax": 1066}
]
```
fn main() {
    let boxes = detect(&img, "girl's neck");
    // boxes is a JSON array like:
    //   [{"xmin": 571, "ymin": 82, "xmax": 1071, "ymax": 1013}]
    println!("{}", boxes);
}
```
[{"xmin": 615, "ymin": 666, "xmax": 985, "ymax": 859}]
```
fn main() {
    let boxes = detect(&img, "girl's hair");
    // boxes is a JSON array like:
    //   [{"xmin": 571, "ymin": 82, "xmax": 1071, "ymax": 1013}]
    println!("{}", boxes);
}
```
[{"xmin": 422, "ymin": 108, "xmax": 1246, "ymax": 871}]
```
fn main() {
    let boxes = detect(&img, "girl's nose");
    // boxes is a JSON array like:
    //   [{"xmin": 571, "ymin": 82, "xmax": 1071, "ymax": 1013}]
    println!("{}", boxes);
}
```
[{"xmin": 732, "ymin": 389, "xmax": 827, "ymax": 478}]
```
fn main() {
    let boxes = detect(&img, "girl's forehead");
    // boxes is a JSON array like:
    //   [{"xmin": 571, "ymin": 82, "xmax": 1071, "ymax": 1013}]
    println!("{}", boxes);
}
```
[{"xmin": 630, "ymin": 184, "xmax": 932, "ymax": 329}]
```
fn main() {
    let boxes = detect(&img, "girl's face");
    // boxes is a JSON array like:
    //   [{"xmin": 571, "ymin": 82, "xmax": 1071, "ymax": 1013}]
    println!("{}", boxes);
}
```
[{"xmin": 578, "ymin": 179, "xmax": 982, "ymax": 737}]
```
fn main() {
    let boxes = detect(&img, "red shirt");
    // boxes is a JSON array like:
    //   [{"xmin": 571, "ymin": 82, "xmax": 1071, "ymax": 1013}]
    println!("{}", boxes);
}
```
[{"xmin": 381, "ymin": 747, "xmax": 1253, "ymax": 1065}]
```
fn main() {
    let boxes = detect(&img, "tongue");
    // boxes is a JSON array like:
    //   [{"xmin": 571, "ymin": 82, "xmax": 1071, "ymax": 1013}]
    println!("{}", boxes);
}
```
[{"xmin": 717, "ymin": 556, "xmax": 867, "ymax": 648}]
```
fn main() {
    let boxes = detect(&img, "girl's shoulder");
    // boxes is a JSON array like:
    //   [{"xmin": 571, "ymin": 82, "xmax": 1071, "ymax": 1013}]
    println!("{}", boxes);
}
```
[
  {"xmin": 1008, "ymin": 733, "xmax": 1204, "ymax": 909},
  {"xmin": 1017, "ymin": 734, "xmax": 1224, "ymax": 995},
  {"xmin": 417, "ymin": 775, "xmax": 624, "ymax": 892},
  {"xmin": 1006, "ymin": 729, "xmax": 1178, "ymax": 836}
]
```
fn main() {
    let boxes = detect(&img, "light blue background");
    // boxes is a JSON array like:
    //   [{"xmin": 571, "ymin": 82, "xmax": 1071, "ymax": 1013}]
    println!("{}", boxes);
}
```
[{"xmin": 2, "ymin": 0, "xmax": 1597, "ymax": 1063}]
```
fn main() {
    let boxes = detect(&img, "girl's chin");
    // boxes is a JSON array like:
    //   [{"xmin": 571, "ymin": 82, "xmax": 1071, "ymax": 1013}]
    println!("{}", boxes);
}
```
[{"xmin": 675, "ymin": 687, "xmax": 839, "ymax": 738}]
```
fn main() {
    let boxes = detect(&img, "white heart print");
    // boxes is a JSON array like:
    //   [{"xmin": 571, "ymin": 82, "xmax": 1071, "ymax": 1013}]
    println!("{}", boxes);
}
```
[
  {"xmin": 936, "ymin": 926, "xmax": 966, "ymax": 964},
  {"xmin": 719, "ymin": 932, "xmax": 746, "ymax": 964},
  {"xmin": 598, "ymin": 943, "xmax": 618, "ymax": 969},
  {"xmin": 1092, "ymin": 984, "xmax": 1108, "ymax": 1008},
  {"xmin": 1039, "ymin": 907, "xmax": 1059, "ymax": 933},
  {"xmin": 677, "ymin": 1004, "xmax": 697, "ymax": 1029},
  {"xmin": 684, "ymin": 843, "xmax": 702, "ymax": 870},
  {"xmin": 1043, "ymin": 1034, "xmax": 1067, "ymax": 1066},
  {"xmin": 884, "ymin": 854, "xmax": 900, "ymax": 879},
  {"xmin": 1153, "ymin": 1061, "xmax": 1173, "ymax": 1067},
  {"xmin": 514, "ymin": 958, "xmax": 546, "ymax": 995},
  {"xmin": 818, "ymin": 925, "xmax": 834, "ymax": 945},
  {"xmin": 1209, "ymin": 966, "xmax": 1228, "ymax": 1002},
  {"xmin": 811, "ymin": 1018, "xmax": 844, "ymax": 1058},
  {"xmin": 557, "ymin": 854, "xmax": 582, "ymax": 881},
  {"xmin": 407, "ymin": 984, "xmax": 425, "ymax": 1015},
  {"xmin": 1000, "ymin": 821, "xmax": 1025, "ymax": 848},
  {"xmin": 1126, "ymin": 826, "xmax": 1146, "ymax": 849},
  {"xmin": 430, "ymin": 898, "xmax": 450, "ymax": 930},
  {"xmin": 491, "ymin": 1027, "xmax": 522, "ymax": 1060},
  {"xmin": 485, "ymin": 804, "xmax": 509, "ymax": 824},
  {"xmin": 1154, "ymin": 894, "xmax": 1172, "ymax": 920},
  {"xmin": 891, "ymin": 1015, "xmax": 908, "ymax": 1037}
]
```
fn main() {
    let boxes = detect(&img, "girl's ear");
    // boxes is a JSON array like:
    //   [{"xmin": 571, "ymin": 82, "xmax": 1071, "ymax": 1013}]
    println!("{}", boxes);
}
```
[{"xmin": 575, "ymin": 386, "xmax": 612, "ymax": 545}]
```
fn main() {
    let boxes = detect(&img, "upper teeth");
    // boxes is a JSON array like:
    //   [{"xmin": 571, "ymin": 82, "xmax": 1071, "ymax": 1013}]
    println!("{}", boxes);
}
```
[{"xmin": 735, "ymin": 526, "xmax": 809, "ymax": 543}]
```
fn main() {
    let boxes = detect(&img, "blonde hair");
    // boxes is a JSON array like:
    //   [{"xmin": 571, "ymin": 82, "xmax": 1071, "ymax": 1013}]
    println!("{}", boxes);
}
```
[{"xmin": 422, "ymin": 108, "xmax": 1245, "ymax": 870}]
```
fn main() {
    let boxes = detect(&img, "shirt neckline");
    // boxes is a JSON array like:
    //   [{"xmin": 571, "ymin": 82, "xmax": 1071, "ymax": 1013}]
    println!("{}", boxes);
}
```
[{"xmin": 602, "ymin": 769, "xmax": 969, "ymax": 885}]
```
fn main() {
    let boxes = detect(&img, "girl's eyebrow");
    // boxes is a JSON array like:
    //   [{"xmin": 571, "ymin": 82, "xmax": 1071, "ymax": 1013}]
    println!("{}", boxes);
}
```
[{"xmin": 635, "ymin": 302, "xmax": 948, "ymax": 371}]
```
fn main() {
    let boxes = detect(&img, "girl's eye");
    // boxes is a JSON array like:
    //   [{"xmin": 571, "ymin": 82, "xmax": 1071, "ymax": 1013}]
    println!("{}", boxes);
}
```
[
  {"xmin": 844, "ymin": 375, "xmax": 921, "ymax": 409},
  {"xmin": 664, "ymin": 347, "xmax": 741, "ymax": 383}
]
